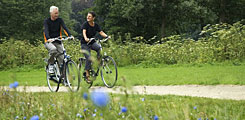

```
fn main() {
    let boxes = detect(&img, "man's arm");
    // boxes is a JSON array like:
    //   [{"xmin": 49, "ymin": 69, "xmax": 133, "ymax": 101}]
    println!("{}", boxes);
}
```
[
  {"xmin": 43, "ymin": 19, "xmax": 50, "ymax": 40},
  {"xmin": 60, "ymin": 18, "xmax": 72, "ymax": 37}
]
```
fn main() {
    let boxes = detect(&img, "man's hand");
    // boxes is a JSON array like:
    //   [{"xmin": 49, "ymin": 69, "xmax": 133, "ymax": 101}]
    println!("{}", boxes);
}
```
[
  {"xmin": 68, "ymin": 36, "xmax": 74, "ymax": 40},
  {"xmin": 47, "ymin": 38, "xmax": 54, "ymax": 42}
]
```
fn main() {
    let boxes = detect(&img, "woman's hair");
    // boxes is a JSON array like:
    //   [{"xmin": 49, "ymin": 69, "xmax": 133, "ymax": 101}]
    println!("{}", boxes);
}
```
[
  {"xmin": 50, "ymin": 6, "xmax": 58, "ymax": 13},
  {"xmin": 88, "ymin": 11, "xmax": 96, "ymax": 17}
]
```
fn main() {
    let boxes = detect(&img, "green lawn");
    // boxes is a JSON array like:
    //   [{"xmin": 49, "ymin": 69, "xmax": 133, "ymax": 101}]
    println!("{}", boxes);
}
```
[
  {"xmin": 1, "ymin": 63, "xmax": 245, "ymax": 86},
  {"xmin": 1, "ymin": 90, "xmax": 244, "ymax": 119}
]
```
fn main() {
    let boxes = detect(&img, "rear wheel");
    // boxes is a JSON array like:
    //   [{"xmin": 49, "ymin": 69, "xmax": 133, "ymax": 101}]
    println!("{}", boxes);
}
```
[
  {"xmin": 78, "ymin": 58, "xmax": 93, "ymax": 88},
  {"xmin": 65, "ymin": 60, "xmax": 80, "ymax": 92},
  {"xmin": 100, "ymin": 56, "xmax": 118, "ymax": 88},
  {"xmin": 47, "ymin": 61, "xmax": 60, "ymax": 92}
]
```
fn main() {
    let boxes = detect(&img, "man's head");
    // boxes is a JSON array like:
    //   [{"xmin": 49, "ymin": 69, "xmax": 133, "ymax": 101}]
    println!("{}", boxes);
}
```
[{"xmin": 50, "ymin": 6, "xmax": 59, "ymax": 20}]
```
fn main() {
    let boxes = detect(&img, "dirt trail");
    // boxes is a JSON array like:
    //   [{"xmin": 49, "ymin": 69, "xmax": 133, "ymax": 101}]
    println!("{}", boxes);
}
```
[{"xmin": 2, "ymin": 85, "xmax": 245, "ymax": 100}]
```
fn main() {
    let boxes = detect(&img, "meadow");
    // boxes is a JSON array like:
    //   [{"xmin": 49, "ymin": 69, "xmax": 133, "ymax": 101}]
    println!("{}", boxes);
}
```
[{"xmin": 1, "ymin": 63, "xmax": 245, "ymax": 86}]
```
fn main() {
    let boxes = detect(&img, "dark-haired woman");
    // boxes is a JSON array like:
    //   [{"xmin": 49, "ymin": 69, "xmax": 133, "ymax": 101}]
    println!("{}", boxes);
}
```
[{"xmin": 80, "ymin": 11, "xmax": 110, "ymax": 82}]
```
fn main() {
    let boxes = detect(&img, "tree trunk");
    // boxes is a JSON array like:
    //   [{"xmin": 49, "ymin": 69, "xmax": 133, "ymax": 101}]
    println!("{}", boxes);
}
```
[{"xmin": 161, "ymin": 0, "xmax": 165, "ymax": 38}]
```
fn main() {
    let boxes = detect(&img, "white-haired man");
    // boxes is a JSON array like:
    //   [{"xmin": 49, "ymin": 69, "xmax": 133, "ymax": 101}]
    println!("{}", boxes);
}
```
[{"xmin": 43, "ymin": 6, "xmax": 74, "ymax": 74}]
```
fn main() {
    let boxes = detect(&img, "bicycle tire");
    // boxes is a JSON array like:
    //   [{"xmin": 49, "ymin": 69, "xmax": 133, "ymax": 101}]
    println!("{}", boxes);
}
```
[
  {"xmin": 46, "ymin": 61, "xmax": 60, "ymax": 92},
  {"xmin": 65, "ymin": 60, "xmax": 80, "ymax": 92},
  {"xmin": 100, "ymin": 56, "xmax": 118, "ymax": 88},
  {"xmin": 78, "ymin": 58, "xmax": 93, "ymax": 88}
]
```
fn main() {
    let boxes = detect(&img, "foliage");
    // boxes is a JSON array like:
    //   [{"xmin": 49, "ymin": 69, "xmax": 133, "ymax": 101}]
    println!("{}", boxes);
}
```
[
  {"xmin": 0, "ymin": 21, "xmax": 244, "ymax": 69},
  {"xmin": 1, "ymin": 86, "xmax": 245, "ymax": 119},
  {"xmin": 0, "ymin": 0, "xmax": 76, "ymax": 44}
]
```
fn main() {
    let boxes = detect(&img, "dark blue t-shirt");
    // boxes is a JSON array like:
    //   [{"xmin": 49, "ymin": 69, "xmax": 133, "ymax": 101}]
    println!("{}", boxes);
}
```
[{"xmin": 80, "ymin": 21, "xmax": 101, "ymax": 44}]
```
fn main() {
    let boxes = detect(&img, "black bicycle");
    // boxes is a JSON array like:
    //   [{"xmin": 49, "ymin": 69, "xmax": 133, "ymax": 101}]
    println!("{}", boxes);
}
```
[
  {"xmin": 45, "ymin": 37, "xmax": 80, "ymax": 92},
  {"xmin": 78, "ymin": 38, "xmax": 118, "ymax": 88}
]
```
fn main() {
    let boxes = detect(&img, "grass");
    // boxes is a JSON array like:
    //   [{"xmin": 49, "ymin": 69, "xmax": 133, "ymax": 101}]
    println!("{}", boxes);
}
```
[
  {"xmin": 1, "ymin": 87, "xmax": 244, "ymax": 120},
  {"xmin": 1, "ymin": 63, "xmax": 245, "ymax": 86}
]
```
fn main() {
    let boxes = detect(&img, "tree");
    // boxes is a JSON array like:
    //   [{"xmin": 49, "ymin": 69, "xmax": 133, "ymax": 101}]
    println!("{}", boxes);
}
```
[{"xmin": 0, "ymin": 0, "xmax": 75, "ymax": 44}]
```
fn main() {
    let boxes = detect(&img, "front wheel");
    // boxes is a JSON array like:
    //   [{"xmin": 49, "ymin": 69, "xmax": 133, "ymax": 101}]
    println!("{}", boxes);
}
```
[
  {"xmin": 100, "ymin": 56, "xmax": 118, "ymax": 88},
  {"xmin": 78, "ymin": 58, "xmax": 93, "ymax": 88},
  {"xmin": 46, "ymin": 61, "xmax": 60, "ymax": 92},
  {"xmin": 65, "ymin": 60, "xmax": 80, "ymax": 92}
]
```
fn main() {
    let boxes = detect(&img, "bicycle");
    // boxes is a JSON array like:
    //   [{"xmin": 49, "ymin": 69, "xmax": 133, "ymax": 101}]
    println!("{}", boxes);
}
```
[
  {"xmin": 44, "ymin": 36, "xmax": 80, "ymax": 92},
  {"xmin": 78, "ymin": 38, "xmax": 118, "ymax": 88}
]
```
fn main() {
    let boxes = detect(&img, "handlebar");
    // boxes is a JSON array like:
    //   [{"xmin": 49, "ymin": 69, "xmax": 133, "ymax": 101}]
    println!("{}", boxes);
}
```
[
  {"xmin": 87, "ymin": 37, "xmax": 109, "ymax": 45},
  {"xmin": 48, "ymin": 36, "xmax": 73, "ymax": 43}
]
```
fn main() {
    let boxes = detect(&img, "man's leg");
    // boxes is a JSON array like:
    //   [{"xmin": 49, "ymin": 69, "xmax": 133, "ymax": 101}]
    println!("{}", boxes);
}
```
[
  {"xmin": 53, "ymin": 42, "xmax": 64, "ymax": 66},
  {"xmin": 44, "ymin": 42, "xmax": 57, "ymax": 73}
]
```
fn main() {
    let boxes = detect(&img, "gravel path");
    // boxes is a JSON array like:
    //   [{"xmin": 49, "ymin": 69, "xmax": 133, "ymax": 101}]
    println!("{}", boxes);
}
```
[{"xmin": 2, "ymin": 85, "xmax": 245, "ymax": 100}]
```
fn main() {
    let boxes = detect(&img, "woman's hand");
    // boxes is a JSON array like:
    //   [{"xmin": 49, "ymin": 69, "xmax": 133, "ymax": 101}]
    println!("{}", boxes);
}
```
[{"xmin": 85, "ymin": 38, "xmax": 90, "ymax": 42}]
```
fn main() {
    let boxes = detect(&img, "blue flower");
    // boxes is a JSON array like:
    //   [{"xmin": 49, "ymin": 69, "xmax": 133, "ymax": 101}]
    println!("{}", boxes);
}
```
[
  {"xmin": 100, "ymin": 113, "xmax": 103, "ymax": 116},
  {"xmin": 9, "ymin": 81, "xmax": 19, "ymax": 88},
  {"xmin": 15, "ymin": 116, "xmax": 19, "ymax": 119},
  {"xmin": 193, "ymin": 106, "xmax": 197, "ymax": 110},
  {"xmin": 154, "ymin": 115, "xmax": 159, "ymax": 120},
  {"xmin": 91, "ymin": 90, "xmax": 110, "ymax": 107},
  {"xmin": 83, "ymin": 93, "xmax": 88, "ymax": 100},
  {"xmin": 84, "ymin": 108, "xmax": 87, "ymax": 112},
  {"xmin": 118, "ymin": 112, "xmax": 122, "ymax": 115},
  {"xmin": 198, "ymin": 118, "xmax": 202, "ymax": 120},
  {"xmin": 30, "ymin": 115, "xmax": 39, "ymax": 120},
  {"xmin": 141, "ymin": 98, "xmax": 145, "ymax": 101},
  {"xmin": 121, "ymin": 107, "xmax": 127, "ymax": 113},
  {"xmin": 9, "ymin": 83, "xmax": 14, "ymax": 88},
  {"xmin": 94, "ymin": 109, "xmax": 97, "ymax": 112},
  {"xmin": 23, "ymin": 116, "xmax": 26, "ymax": 119},
  {"xmin": 92, "ymin": 113, "xmax": 96, "ymax": 117},
  {"xmin": 76, "ymin": 113, "xmax": 82, "ymax": 118}
]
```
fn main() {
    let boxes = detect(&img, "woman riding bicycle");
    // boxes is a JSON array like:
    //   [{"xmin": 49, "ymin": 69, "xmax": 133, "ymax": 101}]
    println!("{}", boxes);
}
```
[{"xmin": 80, "ymin": 11, "xmax": 110, "ymax": 82}]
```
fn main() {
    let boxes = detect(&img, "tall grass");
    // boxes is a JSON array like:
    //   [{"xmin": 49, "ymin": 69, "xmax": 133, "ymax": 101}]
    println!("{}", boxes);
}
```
[{"xmin": 1, "ymin": 85, "xmax": 245, "ymax": 120}]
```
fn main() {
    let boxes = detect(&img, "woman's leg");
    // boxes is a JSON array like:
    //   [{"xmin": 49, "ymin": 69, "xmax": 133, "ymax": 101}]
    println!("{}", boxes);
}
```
[{"xmin": 81, "ymin": 44, "xmax": 92, "ymax": 81}]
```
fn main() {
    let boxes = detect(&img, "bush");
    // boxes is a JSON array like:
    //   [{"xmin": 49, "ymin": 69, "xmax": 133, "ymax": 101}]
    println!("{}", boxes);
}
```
[{"xmin": 0, "ymin": 20, "xmax": 244, "ymax": 69}]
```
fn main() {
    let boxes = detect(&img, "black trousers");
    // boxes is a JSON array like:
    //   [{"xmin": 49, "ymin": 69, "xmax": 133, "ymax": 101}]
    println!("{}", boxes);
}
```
[{"xmin": 81, "ymin": 42, "xmax": 102, "ymax": 70}]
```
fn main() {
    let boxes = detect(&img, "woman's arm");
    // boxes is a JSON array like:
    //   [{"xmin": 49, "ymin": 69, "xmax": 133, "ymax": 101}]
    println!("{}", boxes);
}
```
[
  {"xmin": 83, "ymin": 29, "xmax": 89, "ymax": 42},
  {"xmin": 99, "ymin": 31, "xmax": 109, "ymax": 38}
]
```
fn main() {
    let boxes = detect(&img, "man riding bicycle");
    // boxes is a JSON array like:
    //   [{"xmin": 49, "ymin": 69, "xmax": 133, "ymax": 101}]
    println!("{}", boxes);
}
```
[{"xmin": 43, "ymin": 6, "xmax": 74, "ymax": 74}]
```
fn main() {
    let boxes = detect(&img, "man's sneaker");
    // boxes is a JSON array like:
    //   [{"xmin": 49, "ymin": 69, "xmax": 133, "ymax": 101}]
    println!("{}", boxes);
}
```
[{"xmin": 48, "ymin": 64, "xmax": 54, "ymax": 74}]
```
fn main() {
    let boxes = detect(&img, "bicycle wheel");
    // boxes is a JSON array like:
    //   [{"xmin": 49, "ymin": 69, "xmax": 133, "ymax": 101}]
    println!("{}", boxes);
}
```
[
  {"xmin": 78, "ymin": 58, "xmax": 93, "ymax": 88},
  {"xmin": 65, "ymin": 60, "xmax": 80, "ymax": 92},
  {"xmin": 100, "ymin": 56, "xmax": 118, "ymax": 88},
  {"xmin": 47, "ymin": 61, "xmax": 60, "ymax": 92}
]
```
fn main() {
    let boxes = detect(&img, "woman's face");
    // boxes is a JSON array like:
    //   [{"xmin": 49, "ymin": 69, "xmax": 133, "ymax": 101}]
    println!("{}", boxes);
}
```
[{"xmin": 87, "ymin": 13, "xmax": 94, "ymax": 22}]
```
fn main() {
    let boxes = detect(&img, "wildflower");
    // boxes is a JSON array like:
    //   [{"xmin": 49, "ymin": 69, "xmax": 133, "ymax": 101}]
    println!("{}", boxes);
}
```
[
  {"xmin": 30, "ymin": 115, "xmax": 39, "ymax": 120},
  {"xmin": 100, "ymin": 113, "xmax": 103, "ymax": 116},
  {"xmin": 198, "ymin": 118, "xmax": 201, "ymax": 120},
  {"xmin": 94, "ymin": 109, "xmax": 97, "ymax": 112},
  {"xmin": 92, "ymin": 113, "xmax": 96, "ymax": 117},
  {"xmin": 15, "ymin": 116, "xmax": 19, "ymax": 119},
  {"xmin": 91, "ymin": 90, "xmax": 110, "ymax": 107},
  {"xmin": 84, "ymin": 108, "xmax": 87, "ymax": 112},
  {"xmin": 121, "ymin": 107, "xmax": 127, "ymax": 113},
  {"xmin": 154, "ymin": 115, "xmax": 159, "ymax": 120},
  {"xmin": 23, "ymin": 116, "xmax": 26, "ymax": 119},
  {"xmin": 83, "ymin": 93, "xmax": 88, "ymax": 100},
  {"xmin": 141, "ymin": 98, "xmax": 145, "ymax": 101},
  {"xmin": 76, "ymin": 113, "xmax": 82, "ymax": 118},
  {"xmin": 193, "ymin": 106, "xmax": 197, "ymax": 110},
  {"xmin": 118, "ymin": 112, "xmax": 122, "ymax": 115},
  {"xmin": 9, "ymin": 81, "xmax": 19, "ymax": 88}
]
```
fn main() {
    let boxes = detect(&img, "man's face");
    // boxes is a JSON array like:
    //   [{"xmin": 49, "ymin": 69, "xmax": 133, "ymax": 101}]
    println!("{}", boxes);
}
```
[{"xmin": 51, "ymin": 9, "xmax": 59, "ymax": 20}]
